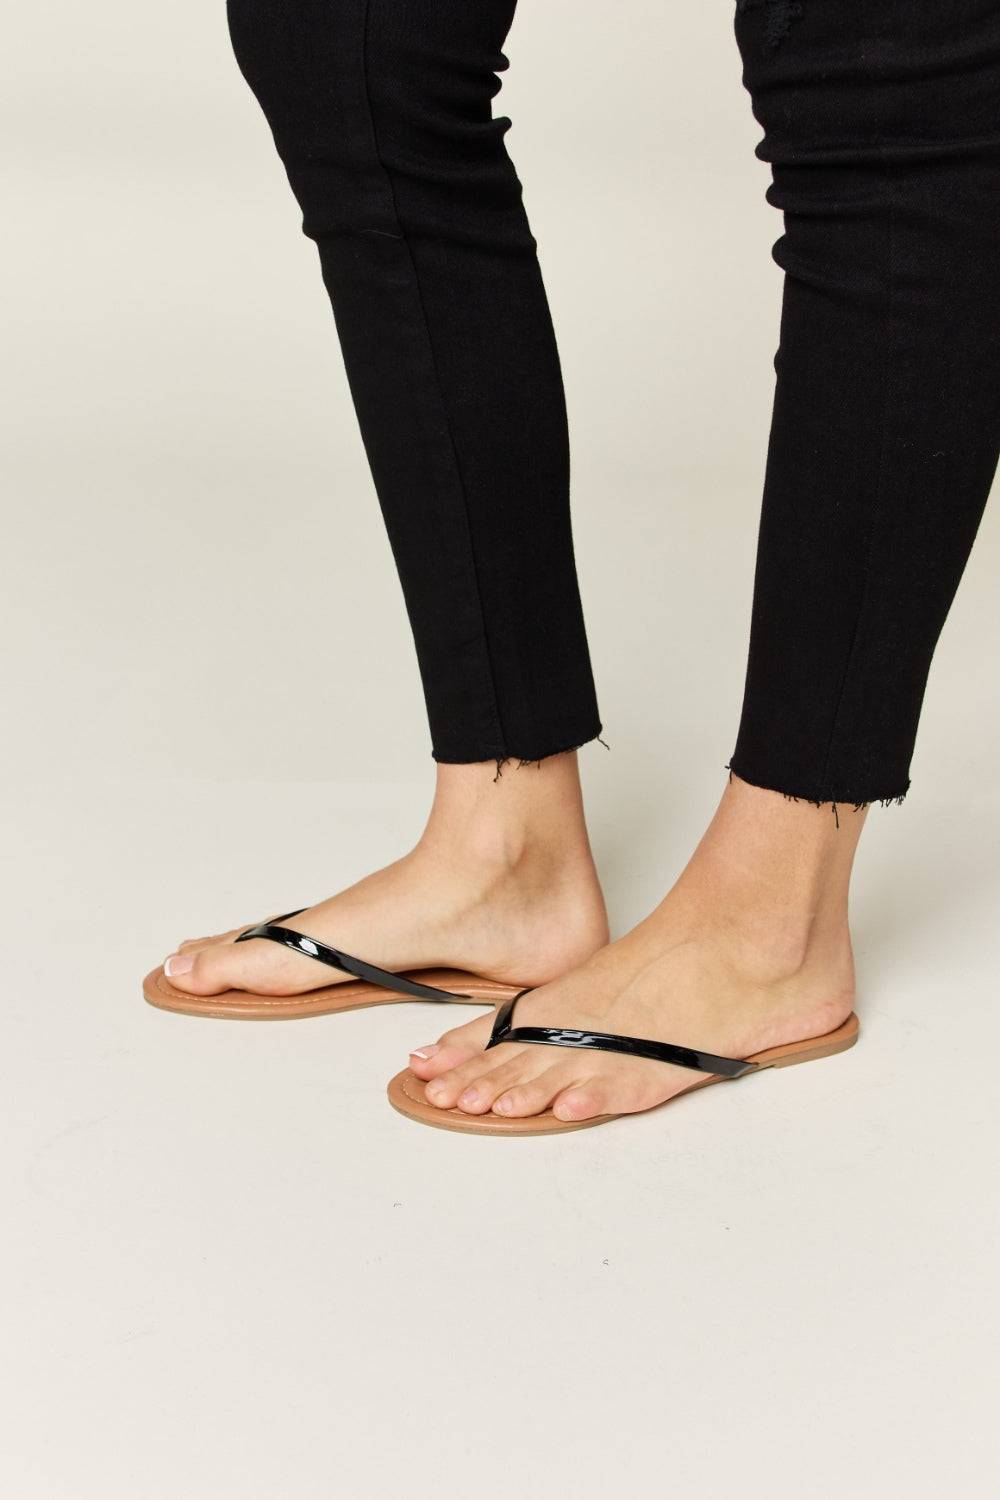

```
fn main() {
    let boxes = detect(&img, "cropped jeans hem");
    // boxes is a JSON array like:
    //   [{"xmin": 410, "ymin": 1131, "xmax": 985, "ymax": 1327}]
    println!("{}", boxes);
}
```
[
  {"xmin": 727, "ymin": 761, "xmax": 910, "ymax": 813},
  {"xmin": 431, "ymin": 719, "xmax": 604, "ymax": 769}
]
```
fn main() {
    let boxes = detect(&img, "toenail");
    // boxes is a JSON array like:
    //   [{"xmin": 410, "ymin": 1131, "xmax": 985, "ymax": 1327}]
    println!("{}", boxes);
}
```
[
  {"xmin": 164, "ymin": 953, "xmax": 194, "ymax": 978},
  {"xmin": 410, "ymin": 1045, "xmax": 439, "ymax": 1060},
  {"xmin": 426, "ymin": 1080, "xmax": 445, "ymax": 1099},
  {"xmin": 494, "ymin": 1096, "xmax": 513, "ymax": 1114},
  {"xmin": 458, "ymin": 1088, "xmax": 480, "ymax": 1109}
]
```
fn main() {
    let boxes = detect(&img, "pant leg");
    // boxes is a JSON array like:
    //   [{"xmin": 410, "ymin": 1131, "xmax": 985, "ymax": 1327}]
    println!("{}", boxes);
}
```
[
  {"xmin": 730, "ymin": 0, "xmax": 1000, "ymax": 804},
  {"xmin": 226, "ymin": 0, "xmax": 601, "ymax": 763}
]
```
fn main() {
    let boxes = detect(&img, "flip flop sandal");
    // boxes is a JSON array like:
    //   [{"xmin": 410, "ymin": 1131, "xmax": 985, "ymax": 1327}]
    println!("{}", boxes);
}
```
[
  {"xmin": 143, "ymin": 909, "xmax": 522, "ymax": 1021},
  {"xmin": 387, "ymin": 989, "xmax": 860, "ymax": 1136}
]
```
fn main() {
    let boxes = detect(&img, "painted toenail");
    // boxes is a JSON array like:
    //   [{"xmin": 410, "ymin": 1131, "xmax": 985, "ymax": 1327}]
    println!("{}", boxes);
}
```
[
  {"xmin": 164, "ymin": 953, "xmax": 194, "ymax": 978},
  {"xmin": 410, "ymin": 1045, "xmax": 439, "ymax": 1060}
]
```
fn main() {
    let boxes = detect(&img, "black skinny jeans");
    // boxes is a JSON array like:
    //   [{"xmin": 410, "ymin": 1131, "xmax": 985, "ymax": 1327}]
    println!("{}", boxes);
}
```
[{"xmin": 227, "ymin": 0, "xmax": 1000, "ymax": 804}]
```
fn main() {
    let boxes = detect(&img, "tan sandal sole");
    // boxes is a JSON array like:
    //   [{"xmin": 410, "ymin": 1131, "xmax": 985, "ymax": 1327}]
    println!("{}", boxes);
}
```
[
  {"xmin": 386, "ymin": 1011, "xmax": 860, "ymax": 1136},
  {"xmin": 143, "ymin": 966, "xmax": 521, "ymax": 1021}
]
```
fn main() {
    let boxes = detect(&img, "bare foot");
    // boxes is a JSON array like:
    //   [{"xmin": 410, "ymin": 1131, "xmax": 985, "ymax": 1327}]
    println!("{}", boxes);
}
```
[
  {"xmin": 161, "ymin": 754, "xmax": 608, "ymax": 997},
  {"xmin": 407, "ymin": 777, "xmax": 864, "ymax": 1122}
]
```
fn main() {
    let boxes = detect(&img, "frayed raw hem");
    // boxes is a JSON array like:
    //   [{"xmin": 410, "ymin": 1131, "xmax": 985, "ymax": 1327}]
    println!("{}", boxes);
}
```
[
  {"xmin": 432, "ymin": 726, "xmax": 608, "ymax": 778},
  {"xmin": 495, "ymin": 734, "xmax": 610, "ymax": 780},
  {"xmin": 726, "ymin": 763, "xmax": 909, "ymax": 828}
]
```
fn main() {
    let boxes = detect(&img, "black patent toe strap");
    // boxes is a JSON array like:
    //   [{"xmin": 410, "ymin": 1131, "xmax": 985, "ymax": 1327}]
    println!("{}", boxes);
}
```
[
  {"xmin": 486, "ymin": 992, "xmax": 757, "ymax": 1078},
  {"xmin": 488, "ymin": 992, "xmax": 532, "ymax": 1047},
  {"xmin": 235, "ymin": 909, "xmax": 472, "ymax": 1002}
]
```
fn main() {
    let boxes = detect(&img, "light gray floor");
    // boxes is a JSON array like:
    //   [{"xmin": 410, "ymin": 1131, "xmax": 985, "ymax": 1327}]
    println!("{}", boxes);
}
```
[
  {"xmin": 4, "ymin": 3, "xmax": 1000, "ymax": 1495},
  {"xmin": 4, "ymin": 768, "xmax": 999, "ymax": 1498}
]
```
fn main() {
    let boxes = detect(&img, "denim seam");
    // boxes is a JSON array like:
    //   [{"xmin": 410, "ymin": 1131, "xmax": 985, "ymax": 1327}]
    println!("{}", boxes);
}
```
[
  {"xmin": 359, "ymin": 0, "xmax": 508, "ymax": 758},
  {"xmin": 817, "ymin": 30, "xmax": 898, "ymax": 795}
]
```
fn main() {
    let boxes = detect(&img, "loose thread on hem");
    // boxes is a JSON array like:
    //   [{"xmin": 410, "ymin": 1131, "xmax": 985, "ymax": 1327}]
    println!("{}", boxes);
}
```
[
  {"xmin": 726, "ymin": 763, "xmax": 909, "ymax": 821},
  {"xmin": 492, "ymin": 734, "xmax": 610, "ymax": 782}
]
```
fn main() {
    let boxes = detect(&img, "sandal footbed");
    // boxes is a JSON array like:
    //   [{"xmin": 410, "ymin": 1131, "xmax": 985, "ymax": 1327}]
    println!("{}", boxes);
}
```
[
  {"xmin": 143, "ymin": 966, "xmax": 520, "ymax": 1021},
  {"xmin": 386, "ymin": 1012, "xmax": 860, "ymax": 1136}
]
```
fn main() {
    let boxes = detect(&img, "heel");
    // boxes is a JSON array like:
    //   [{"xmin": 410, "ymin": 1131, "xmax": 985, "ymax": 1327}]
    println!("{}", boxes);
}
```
[{"xmin": 751, "ymin": 1012, "xmax": 860, "ymax": 1071}]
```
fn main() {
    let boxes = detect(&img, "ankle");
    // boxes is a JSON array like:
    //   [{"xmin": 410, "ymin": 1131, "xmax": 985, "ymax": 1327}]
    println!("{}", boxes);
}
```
[
  {"xmin": 667, "ymin": 776, "xmax": 865, "ymax": 989},
  {"xmin": 419, "ymin": 753, "xmax": 596, "ymax": 881},
  {"xmin": 665, "ymin": 882, "xmax": 851, "ymax": 994}
]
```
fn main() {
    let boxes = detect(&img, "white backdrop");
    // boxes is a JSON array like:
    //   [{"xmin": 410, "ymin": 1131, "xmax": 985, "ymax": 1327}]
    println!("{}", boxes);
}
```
[{"xmin": 2, "ymin": 5, "xmax": 998, "ymax": 1497}]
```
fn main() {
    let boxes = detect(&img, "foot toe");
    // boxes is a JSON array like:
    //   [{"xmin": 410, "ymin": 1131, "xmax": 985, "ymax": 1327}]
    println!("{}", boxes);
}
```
[
  {"xmin": 163, "ymin": 945, "xmax": 237, "ymax": 996},
  {"xmin": 423, "ymin": 1054, "xmax": 503, "ymax": 1110},
  {"xmin": 408, "ymin": 1017, "xmax": 492, "ymax": 1079},
  {"xmin": 551, "ymin": 1084, "xmax": 608, "ymax": 1122},
  {"xmin": 492, "ymin": 1064, "xmax": 578, "ymax": 1119},
  {"xmin": 407, "ymin": 1043, "xmax": 442, "ymax": 1078},
  {"xmin": 408, "ymin": 1042, "xmax": 476, "ymax": 1080},
  {"xmin": 453, "ymin": 1057, "xmax": 530, "ymax": 1115}
]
